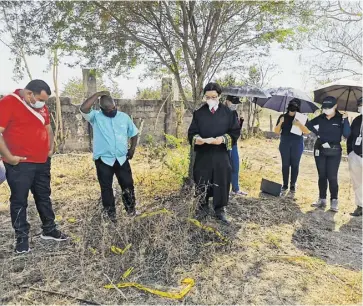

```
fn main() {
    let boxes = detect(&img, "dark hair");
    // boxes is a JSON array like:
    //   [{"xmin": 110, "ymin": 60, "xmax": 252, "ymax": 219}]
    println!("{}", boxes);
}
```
[
  {"xmin": 100, "ymin": 95, "xmax": 115, "ymax": 109},
  {"xmin": 25, "ymin": 79, "xmax": 51, "ymax": 95},
  {"xmin": 203, "ymin": 82, "xmax": 222, "ymax": 95},
  {"xmin": 358, "ymin": 97, "xmax": 362, "ymax": 105},
  {"xmin": 289, "ymin": 98, "xmax": 301, "ymax": 107},
  {"xmin": 226, "ymin": 95, "xmax": 241, "ymax": 104}
]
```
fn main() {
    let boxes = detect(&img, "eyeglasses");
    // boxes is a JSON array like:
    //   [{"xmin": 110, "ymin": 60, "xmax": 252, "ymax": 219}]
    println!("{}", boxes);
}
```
[{"xmin": 204, "ymin": 96, "xmax": 219, "ymax": 100}]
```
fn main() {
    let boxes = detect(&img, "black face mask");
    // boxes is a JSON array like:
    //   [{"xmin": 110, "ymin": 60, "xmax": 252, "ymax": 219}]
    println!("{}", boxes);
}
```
[
  {"xmin": 288, "ymin": 105, "xmax": 299, "ymax": 112},
  {"xmin": 101, "ymin": 107, "xmax": 117, "ymax": 118}
]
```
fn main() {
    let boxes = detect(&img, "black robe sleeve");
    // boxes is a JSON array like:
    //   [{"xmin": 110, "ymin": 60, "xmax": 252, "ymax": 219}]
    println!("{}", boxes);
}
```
[
  {"xmin": 188, "ymin": 111, "xmax": 200, "ymax": 146},
  {"xmin": 222, "ymin": 110, "xmax": 241, "ymax": 149}
]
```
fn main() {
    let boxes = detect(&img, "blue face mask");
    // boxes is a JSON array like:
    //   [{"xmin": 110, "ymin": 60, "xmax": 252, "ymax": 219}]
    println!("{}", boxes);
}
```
[
  {"xmin": 101, "ymin": 107, "xmax": 117, "ymax": 118},
  {"xmin": 30, "ymin": 101, "xmax": 45, "ymax": 109}
]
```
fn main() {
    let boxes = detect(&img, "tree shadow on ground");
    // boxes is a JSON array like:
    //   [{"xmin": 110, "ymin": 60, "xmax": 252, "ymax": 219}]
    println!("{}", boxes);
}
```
[{"xmin": 292, "ymin": 208, "xmax": 362, "ymax": 271}]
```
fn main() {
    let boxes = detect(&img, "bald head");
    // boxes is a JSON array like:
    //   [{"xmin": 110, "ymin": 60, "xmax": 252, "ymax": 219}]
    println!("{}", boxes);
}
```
[{"xmin": 99, "ymin": 95, "xmax": 115, "ymax": 110}]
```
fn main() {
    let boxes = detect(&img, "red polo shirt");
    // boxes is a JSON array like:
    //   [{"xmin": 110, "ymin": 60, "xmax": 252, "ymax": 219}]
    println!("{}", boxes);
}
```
[{"xmin": 0, "ymin": 90, "xmax": 50, "ymax": 163}]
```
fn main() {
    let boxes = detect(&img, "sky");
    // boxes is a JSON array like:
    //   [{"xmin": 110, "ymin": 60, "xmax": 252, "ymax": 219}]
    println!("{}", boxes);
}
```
[{"xmin": 0, "ymin": 41, "xmax": 325, "ymax": 98}]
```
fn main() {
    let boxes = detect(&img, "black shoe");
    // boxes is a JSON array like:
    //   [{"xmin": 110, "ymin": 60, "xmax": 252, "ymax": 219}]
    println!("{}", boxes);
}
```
[
  {"xmin": 290, "ymin": 186, "xmax": 296, "ymax": 193},
  {"xmin": 41, "ymin": 229, "xmax": 68, "ymax": 241},
  {"xmin": 215, "ymin": 211, "xmax": 230, "ymax": 224},
  {"xmin": 127, "ymin": 208, "xmax": 139, "ymax": 217},
  {"xmin": 102, "ymin": 209, "xmax": 117, "ymax": 223},
  {"xmin": 196, "ymin": 206, "xmax": 209, "ymax": 220},
  {"xmin": 281, "ymin": 185, "xmax": 288, "ymax": 192},
  {"xmin": 350, "ymin": 206, "xmax": 362, "ymax": 217},
  {"xmin": 15, "ymin": 237, "xmax": 30, "ymax": 254}
]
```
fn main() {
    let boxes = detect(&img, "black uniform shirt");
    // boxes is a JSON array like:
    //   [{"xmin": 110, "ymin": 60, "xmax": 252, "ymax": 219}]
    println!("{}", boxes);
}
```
[
  {"xmin": 347, "ymin": 115, "xmax": 362, "ymax": 156},
  {"xmin": 307, "ymin": 113, "xmax": 351, "ymax": 144}
]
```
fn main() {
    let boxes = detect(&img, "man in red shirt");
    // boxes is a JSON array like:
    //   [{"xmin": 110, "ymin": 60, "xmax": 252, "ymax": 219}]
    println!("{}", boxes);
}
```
[{"xmin": 0, "ymin": 79, "xmax": 68, "ymax": 254}]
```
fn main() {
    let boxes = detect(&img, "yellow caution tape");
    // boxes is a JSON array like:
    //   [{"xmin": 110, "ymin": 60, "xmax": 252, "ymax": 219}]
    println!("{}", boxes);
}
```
[
  {"xmin": 89, "ymin": 247, "xmax": 97, "ymax": 255},
  {"xmin": 187, "ymin": 218, "xmax": 230, "ymax": 244},
  {"xmin": 122, "ymin": 267, "xmax": 134, "ymax": 280},
  {"xmin": 55, "ymin": 215, "xmax": 63, "ymax": 222},
  {"xmin": 104, "ymin": 277, "xmax": 195, "ymax": 300},
  {"xmin": 70, "ymin": 234, "xmax": 81, "ymax": 243},
  {"xmin": 111, "ymin": 244, "xmax": 132, "ymax": 255},
  {"xmin": 67, "ymin": 217, "xmax": 76, "ymax": 223},
  {"xmin": 136, "ymin": 208, "xmax": 172, "ymax": 220}
]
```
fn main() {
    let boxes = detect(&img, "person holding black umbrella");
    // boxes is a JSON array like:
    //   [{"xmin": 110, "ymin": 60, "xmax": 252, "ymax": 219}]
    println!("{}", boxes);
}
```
[
  {"xmin": 274, "ymin": 98, "xmax": 310, "ymax": 194},
  {"xmin": 347, "ymin": 97, "xmax": 362, "ymax": 217},
  {"xmin": 307, "ymin": 96, "xmax": 351, "ymax": 212},
  {"xmin": 225, "ymin": 95, "xmax": 248, "ymax": 196}
]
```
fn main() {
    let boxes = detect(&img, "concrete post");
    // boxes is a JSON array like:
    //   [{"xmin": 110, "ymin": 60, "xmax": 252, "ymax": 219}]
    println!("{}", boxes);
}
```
[
  {"xmin": 161, "ymin": 77, "xmax": 173, "ymax": 139},
  {"xmin": 83, "ymin": 68, "xmax": 97, "ymax": 99},
  {"xmin": 82, "ymin": 68, "xmax": 97, "ymax": 150}
]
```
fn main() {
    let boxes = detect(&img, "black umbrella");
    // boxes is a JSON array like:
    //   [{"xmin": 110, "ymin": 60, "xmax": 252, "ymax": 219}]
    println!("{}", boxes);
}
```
[
  {"xmin": 313, "ymin": 79, "xmax": 362, "ymax": 112},
  {"xmin": 254, "ymin": 87, "xmax": 319, "ymax": 113},
  {"xmin": 222, "ymin": 85, "xmax": 272, "ymax": 99}
]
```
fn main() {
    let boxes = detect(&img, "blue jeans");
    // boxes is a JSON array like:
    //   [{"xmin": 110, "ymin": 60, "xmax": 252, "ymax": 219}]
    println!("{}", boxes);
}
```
[
  {"xmin": 230, "ymin": 144, "xmax": 240, "ymax": 192},
  {"xmin": 279, "ymin": 136, "xmax": 304, "ymax": 188}
]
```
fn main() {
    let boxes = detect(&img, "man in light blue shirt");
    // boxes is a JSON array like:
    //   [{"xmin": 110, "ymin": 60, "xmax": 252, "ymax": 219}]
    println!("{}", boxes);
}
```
[{"xmin": 80, "ymin": 91, "xmax": 139, "ymax": 221}]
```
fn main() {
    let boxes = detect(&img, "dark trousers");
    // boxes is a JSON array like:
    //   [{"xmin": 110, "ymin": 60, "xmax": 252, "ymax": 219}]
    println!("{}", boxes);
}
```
[
  {"xmin": 4, "ymin": 158, "xmax": 56, "ymax": 238},
  {"xmin": 279, "ymin": 137, "xmax": 304, "ymax": 187},
  {"xmin": 314, "ymin": 151, "xmax": 342, "ymax": 200},
  {"xmin": 230, "ymin": 144, "xmax": 240, "ymax": 192},
  {"xmin": 95, "ymin": 158, "xmax": 136, "ymax": 214},
  {"xmin": 193, "ymin": 149, "xmax": 231, "ymax": 213}
]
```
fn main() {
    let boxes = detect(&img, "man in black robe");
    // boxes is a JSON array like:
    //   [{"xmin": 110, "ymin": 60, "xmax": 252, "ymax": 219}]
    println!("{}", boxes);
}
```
[{"xmin": 188, "ymin": 83, "xmax": 241, "ymax": 224}]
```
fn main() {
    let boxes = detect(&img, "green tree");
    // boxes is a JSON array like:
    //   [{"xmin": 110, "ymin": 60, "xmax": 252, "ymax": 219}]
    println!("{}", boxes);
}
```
[
  {"xmin": 61, "ymin": 77, "xmax": 123, "ymax": 105},
  {"xmin": 17, "ymin": 1, "xmax": 315, "ymax": 111},
  {"xmin": 135, "ymin": 87, "xmax": 161, "ymax": 100},
  {"xmin": 214, "ymin": 74, "xmax": 245, "ymax": 88},
  {"xmin": 0, "ymin": 2, "xmax": 35, "ymax": 80}
]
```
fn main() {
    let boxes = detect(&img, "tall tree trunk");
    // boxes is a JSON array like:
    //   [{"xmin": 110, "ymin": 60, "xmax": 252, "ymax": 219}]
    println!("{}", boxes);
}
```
[
  {"xmin": 20, "ymin": 47, "xmax": 32, "ymax": 81},
  {"xmin": 52, "ymin": 48, "xmax": 64, "ymax": 152}
]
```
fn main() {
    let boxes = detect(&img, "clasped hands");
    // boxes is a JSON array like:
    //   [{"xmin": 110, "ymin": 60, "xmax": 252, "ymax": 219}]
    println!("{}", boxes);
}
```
[{"xmin": 195, "ymin": 136, "xmax": 224, "ymax": 145}]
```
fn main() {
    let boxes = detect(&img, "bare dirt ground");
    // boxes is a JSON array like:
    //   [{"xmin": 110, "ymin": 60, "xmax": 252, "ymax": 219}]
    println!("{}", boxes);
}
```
[{"xmin": 0, "ymin": 138, "xmax": 361, "ymax": 305}]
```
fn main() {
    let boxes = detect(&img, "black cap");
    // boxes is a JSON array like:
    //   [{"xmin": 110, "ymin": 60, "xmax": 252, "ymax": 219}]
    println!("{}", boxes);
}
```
[
  {"xmin": 321, "ymin": 96, "xmax": 337, "ymax": 109},
  {"xmin": 226, "ymin": 95, "xmax": 241, "ymax": 104},
  {"xmin": 289, "ymin": 98, "xmax": 301, "ymax": 108}
]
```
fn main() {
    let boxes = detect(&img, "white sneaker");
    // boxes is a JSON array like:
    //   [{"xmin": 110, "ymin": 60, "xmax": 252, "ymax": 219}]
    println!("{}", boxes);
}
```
[
  {"xmin": 231, "ymin": 190, "xmax": 248, "ymax": 196},
  {"xmin": 330, "ymin": 199, "xmax": 339, "ymax": 212}
]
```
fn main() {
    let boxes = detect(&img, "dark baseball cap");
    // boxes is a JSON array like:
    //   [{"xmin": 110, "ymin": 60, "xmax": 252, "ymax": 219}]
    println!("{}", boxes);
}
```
[
  {"xmin": 226, "ymin": 95, "xmax": 241, "ymax": 104},
  {"xmin": 321, "ymin": 96, "xmax": 337, "ymax": 109}
]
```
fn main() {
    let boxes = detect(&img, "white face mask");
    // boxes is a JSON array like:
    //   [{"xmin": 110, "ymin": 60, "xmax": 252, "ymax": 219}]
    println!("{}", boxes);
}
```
[
  {"xmin": 207, "ymin": 99, "xmax": 219, "ymax": 109},
  {"xmin": 229, "ymin": 104, "xmax": 238, "ymax": 111},
  {"xmin": 323, "ymin": 108, "xmax": 335, "ymax": 116},
  {"xmin": 358, "ymin": 106, "xmax": 362, "ymax": 114}
]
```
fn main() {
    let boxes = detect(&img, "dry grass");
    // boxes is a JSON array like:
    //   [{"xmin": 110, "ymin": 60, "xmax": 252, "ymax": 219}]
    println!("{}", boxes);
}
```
[{"xmin": 0, "ymin": 138, "xmax": 361, "ymax": 305}]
